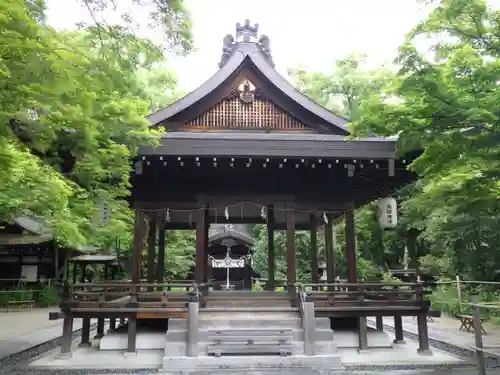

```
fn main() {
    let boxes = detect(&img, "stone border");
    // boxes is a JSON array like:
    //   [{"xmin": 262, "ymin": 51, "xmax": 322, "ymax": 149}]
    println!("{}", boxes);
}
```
[
  {"xmin": 2, "ymin": 323, "xmax": 492, "ymax": 374},
  {"xmin": 0, "ymin": 323, "xmax": 97, "ymax": 373}
]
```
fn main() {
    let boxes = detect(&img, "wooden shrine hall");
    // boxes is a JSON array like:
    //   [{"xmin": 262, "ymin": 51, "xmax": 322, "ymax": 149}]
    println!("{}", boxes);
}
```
[
  {"xmin": 54, "ymin": 20, "xmax": 432, "ymax": 363},
  {"xmin": 198, "ymin": 224, "xmax": 255, "ymax": 291}
]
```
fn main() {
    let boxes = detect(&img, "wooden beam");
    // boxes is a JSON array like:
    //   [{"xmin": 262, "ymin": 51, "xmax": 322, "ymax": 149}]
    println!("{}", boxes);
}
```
[{"xmin": 267, "ymin": 204, "xmax": 275, "ymax": 291}]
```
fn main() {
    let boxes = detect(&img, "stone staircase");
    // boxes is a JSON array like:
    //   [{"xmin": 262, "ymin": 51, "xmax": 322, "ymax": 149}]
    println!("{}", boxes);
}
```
[{"xmin": 164, "ymin": 291, "xmax": 337, "ymax": 358}]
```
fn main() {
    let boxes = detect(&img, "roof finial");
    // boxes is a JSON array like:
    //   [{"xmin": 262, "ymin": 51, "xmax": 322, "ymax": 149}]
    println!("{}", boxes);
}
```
[{"xmin": 236, "ymin": 19, "xmax": 259, "ymax": 42}]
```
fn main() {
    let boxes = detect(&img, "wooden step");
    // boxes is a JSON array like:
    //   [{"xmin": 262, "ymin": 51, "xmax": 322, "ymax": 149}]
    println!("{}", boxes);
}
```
[
  {"xmin": 209, "ymin": 335, "xmax": 293, "ymax": 343},
  {"xmin": 207, "ymin": 344, "xmax": 292, "ymax": 357},
  {"xmin": 209, "ymin": 328, "xmax": 292, "ymax": 335},
  {"xmin": 201, "ymin": 307, "xmax": 299, "ymax": 313}
]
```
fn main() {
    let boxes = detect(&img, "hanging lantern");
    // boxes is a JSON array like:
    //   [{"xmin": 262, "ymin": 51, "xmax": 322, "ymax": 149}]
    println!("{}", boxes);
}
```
[{"xmin": 377, "ymin": 197, "xmax": 398, "ymax": 229}]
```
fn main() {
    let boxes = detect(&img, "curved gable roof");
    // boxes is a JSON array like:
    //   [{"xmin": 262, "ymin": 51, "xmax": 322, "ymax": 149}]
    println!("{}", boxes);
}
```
[
  {"xmin": 208, "ymin": 230, "xmax": 254, "ymax": 247},
  {"xmin": 147, "ymin": 42, "xmax": 350, "ymax": 135}
]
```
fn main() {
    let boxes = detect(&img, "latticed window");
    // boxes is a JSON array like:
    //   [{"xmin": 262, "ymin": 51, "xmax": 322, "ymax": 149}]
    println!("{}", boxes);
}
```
[{"xmin": 183, "ymin": 79, "xmax": 308, "ymax": 131}]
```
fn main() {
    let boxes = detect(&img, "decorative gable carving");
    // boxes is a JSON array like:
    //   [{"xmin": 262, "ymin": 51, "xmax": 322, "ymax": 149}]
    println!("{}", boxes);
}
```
[{"xmin": 181, "ymin": 79, "xmax": 309, "ymax": 131}]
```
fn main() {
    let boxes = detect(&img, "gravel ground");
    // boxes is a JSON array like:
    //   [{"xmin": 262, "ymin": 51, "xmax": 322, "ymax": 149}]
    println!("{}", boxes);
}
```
[{"xmin": 1, "ymin": 324, "xmax": 499, "ymax": 375}]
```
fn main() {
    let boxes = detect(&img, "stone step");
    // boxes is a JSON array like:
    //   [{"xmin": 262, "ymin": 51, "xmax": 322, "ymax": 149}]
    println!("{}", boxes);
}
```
[
  {"xmin": 199, "ymin": 318, "xmax": 302, "ymax": 329},
  {"xmin": 199, "ymin": 311, "xmax": 300, "ymax": 320}
]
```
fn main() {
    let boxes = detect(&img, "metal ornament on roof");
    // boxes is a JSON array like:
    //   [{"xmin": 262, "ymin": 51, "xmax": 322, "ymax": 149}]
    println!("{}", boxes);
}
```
[
  {"xmin": 238, "ymin": 80, "xmax": 255, "ymax": 103},
  {"xmin": 210, "ymin": 255, "xmax": 247, "ymax": 269}
]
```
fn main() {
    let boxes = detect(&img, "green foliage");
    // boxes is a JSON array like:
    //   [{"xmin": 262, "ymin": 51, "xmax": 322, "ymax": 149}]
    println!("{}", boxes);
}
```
[
  {"xmin": 252, "ymin": 280, "xmax": 264, "ymax": 291},
  {"xmin": 163, "ymin": 230, "xmax": 195, "ymax": 280},
  {"xmin": 0, "ymin": 286, "xmax": 34, "ymax": 306},
  {"xmin": 251, "ymin": 223, "xmax": 380, "ymax": 283},
  {"xmin": 37, "ymin": 285, "xmax": 60, "ymax": 307},
  {"xmin": 285, "ymin": 0, "xmax": 500, "ymax": 321},
  {"xmin": 0, "ymin": 0, "xmax": 183, "ymax": 250}
]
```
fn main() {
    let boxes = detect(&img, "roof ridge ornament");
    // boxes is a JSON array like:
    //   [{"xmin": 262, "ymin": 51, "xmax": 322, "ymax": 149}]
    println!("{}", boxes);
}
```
[
  {"xmin": 236, "ymin": 19, "xmax": 259, "ymax": 42},
  {"xmin": 218, "ymin": 20, "xmax": 274, "ymax": 68}
]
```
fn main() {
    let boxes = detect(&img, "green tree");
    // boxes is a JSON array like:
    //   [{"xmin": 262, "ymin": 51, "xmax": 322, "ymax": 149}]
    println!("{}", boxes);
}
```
[{"xmin": 0, "ymin": 0, "xmax": 180, "ymax": 251}]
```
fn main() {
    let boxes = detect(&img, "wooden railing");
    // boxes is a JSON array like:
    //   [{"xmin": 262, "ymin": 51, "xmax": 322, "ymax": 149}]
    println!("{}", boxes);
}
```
[
  {"xmin": 59, "ymin": 281, "xmax": 200, "ymax": 313},
  {"xmin": 293, "ymin": 282, "xmax": 431, "ymax": 315}
]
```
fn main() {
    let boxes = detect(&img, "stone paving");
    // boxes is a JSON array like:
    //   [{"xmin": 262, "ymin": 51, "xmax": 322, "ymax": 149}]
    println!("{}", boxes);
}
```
[
  {"xmin": 373, "ymin": 315, "xmax": 500, "ymax": 357},
  {"xmin": 0, "ymin": 307, "xmax": 83, "ymax": 360},
  {"xmin": 2, "ymin": 310, "xmax": 500, "ymax": 374}
]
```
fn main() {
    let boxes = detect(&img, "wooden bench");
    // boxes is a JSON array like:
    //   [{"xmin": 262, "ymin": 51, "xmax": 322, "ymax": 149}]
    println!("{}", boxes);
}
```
[
  {"xmin": 458, "ymin": 314, "xmax": 487, "ymax": 335},
  {"xmin": 7, "ymin": 300, "xmax": 34, "ymax": 312},
  {"xmin": 207, "ymin": 328, "xmax": 293, "ymax": 357}
]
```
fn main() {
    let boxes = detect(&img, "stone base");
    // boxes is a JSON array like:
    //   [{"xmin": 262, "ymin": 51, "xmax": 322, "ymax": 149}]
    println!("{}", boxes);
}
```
[
  {"xmin": 417, "ymin": 348, "xmax": 433, "ymax": 356},
  {"xmin": 78, "ymin": 342, "xmax": 92, "ymax": 348},
  {"xmin": 162, "ymin": 354, "xmax": 343, "ymax": 374},
  {"xmin": 55, "ymin": 352, "xmax": 72, "ymax": 360},
  {"xmin": 335, "ymin": 330, "xmax": 392, "ymax": 349},
  {"xmin": 123, "ymin": 351, "xmax": 137, "ymax": 358},
  {"xmin": 392, "ymin": 339, "xmax": 406, "ymax": 345},
  {"xmin": 100, "ymin": 331, "xmax": 166, "ymax": 350}
]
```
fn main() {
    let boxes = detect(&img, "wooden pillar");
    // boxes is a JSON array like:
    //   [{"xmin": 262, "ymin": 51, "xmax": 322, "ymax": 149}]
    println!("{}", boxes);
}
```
[
  {"xmin": 416, "ymin": 283, "xmax": 432, "ymax": 355},
  {"xmin": 131, "ymin": 210, "xmax": 146, "ymax": 284},
  {"xmin": 109, "ymin": 317, "xmax": 116, "ymax": 332},
  {"xmin": 146, "ymin": 217, "xmax": 157, "ymax": 284},
  {"xmin": 417, "ymin": 314, "xmax": 431, "ymax": 354},
  {"xmin": 127, "ymin": 313, "xmax": 137, "ymax": 353},
  {"xmin": 128, "ymin": 209, "xmax": 145, "ymax": 353},
  {"xmin": 104, "ymin": 264, "xmax": 109, "ymax": 280},
  {"xmin": 325, "ymin": 216, "xmax": 335, "ymax": 289},
  {"xmin": 79, "ymin": 263, "xmax": 86, "ymax": 283},
  {"xmin": 309, "ymin": 214, "xmax": 318, "ymax": 287},
  {"xmin": 203, "ymin": 207, "xmax": 210, "ymax": 285},
  {"xmin": 156, "ymin": 225, "xmax": 166, "ymax": 284},
  {"xmin": 95, "ymin": 318, "xmax": 105, "ymax": 339},
  {"xmin": 357, "ymin": 286, "xmax": 368, "ymax": 352},
  {"xmin": 394, "ymin": 315, "xmax": 405, "ymax": 344},
  {"xmin": 267, "ymin": 204, "xmax": 275, "ymax": 291},
  {"xmin": 376, "ymin": 316, "xmax": 384, "ymax": 332},
  {"xmin": 195, "ymin": 207, "xmax": 208, "ymax": 286},
  {"xmin": 60, "ymin": 316, "xmax": 74, "ymax": 357},
  {"xmin": 79, "ymin": 317, "xmax": 91, "ymax": 347},
  {"xmin": 110, "ymin": 264, "xmax": 118, "ymax": 333},
  {"xmin": 54, "ymin": 244, "xmax": 59, "ymax": 283},
  {"xmin": 72, "ymin": 263, "xmax": 77, "ymax": 284},
  {"xmin": 345, "ymin": 209, "xmax": 357, "ymax": 283},
  {"xmin": 286, "ymin": 206, "xmax": 296, "ymax": 295}
]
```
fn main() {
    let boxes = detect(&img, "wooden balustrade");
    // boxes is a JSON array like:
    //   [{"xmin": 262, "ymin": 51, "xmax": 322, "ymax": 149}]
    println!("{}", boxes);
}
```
[{"xmin": 293, "ymin": 282, "xmax": 431, "ymax": 317}]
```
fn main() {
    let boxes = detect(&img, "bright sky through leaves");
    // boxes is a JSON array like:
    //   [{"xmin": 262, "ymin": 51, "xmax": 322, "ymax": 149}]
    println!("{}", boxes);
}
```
[{"xmin": 46, "ymin": 0, "xmax": 432, "ymax": 91}]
